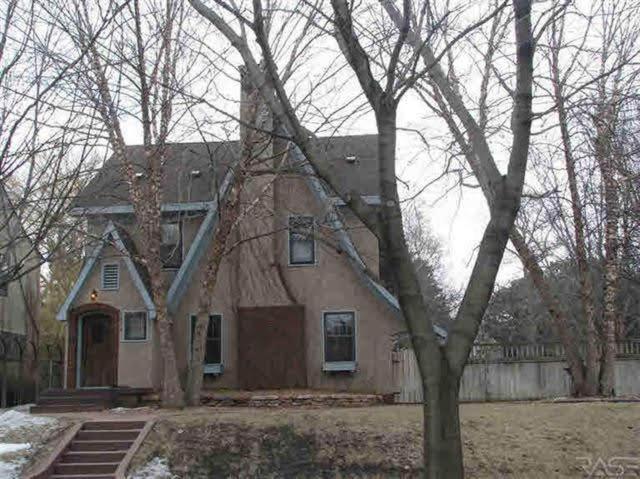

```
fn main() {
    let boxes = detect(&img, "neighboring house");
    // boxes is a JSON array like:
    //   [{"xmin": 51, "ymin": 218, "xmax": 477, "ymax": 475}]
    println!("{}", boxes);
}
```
[
  {"xmin": 56, "ymin": 81, "xmax": 445, "ymax": 394},
  {"xmin": 0, "ymin": 186, "xmax": 40, "ymax": 392}
]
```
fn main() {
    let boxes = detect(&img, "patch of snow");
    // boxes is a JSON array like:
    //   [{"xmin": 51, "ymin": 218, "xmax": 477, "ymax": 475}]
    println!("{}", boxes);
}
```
[
  {"xmin": 128, "ymin": 457, "xmax": 176, "ymax": 479},
  {"xmin": 0, "ymin": 457, "xmax": 26, "ymax": 479},
  {"xmin": 0, "ymin": 409, "xmax": 60, "ymax": 479},
  {"xmin": 0, "ymin": 410, "xmax": 56, "ymax": 434},
  {"xmin": 0, "ymin": 443, "xmax": 31, "ymax": 455}
]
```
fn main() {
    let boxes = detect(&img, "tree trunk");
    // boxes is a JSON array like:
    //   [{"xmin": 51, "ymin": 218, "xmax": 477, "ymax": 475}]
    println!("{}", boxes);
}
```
[
  {"xmin": 595, "ymin": 105, "xmax": 620, "ymax": 397},
  {"xmin": 186, "ymin": 190, "xmax": 242, "ymax": 405},
  {"xmin": 509, "ymin": 230, "xmax": 588, "ymax": 395},
  {"xmin": 423, "ymin": 357, "xmax": 464, "ymax": 479},
  {"xmin": 549, "ymin": 44, "xmax": 599, "ymax": 396},
  {"xmin": 375, "ymin": 107, "xmax": 462, "ymax": 478},
  {"xmin": 153, "ymin": 298, "xmax": 184, "ymax": 408}
]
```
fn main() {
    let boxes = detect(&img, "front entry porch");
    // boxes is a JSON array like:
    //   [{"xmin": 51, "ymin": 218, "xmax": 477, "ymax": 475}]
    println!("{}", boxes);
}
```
[{"xmin": 66, "ymin": 303, "xmax": 120, "ymax": 389}]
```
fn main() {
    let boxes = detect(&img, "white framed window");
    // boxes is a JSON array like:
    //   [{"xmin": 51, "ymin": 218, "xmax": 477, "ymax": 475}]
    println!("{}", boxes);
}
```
[
  {"xmin": 189, "ymin": 314, "xmax": 223, "ymax": 375},
  {"xmin": 288, "ymin": 215, "xmax": 315, "ymax": 265},
  {"xmin": 101, "ymin": 262, "xmax": 119, "ymax": 290},
  {"xmin": 161, "ymin": 220, "xmax": 182, "ymax": 269},
  {"xmin": 323, "ymin": 311, "xmax": 356, "ymax": 372},
  {"xmin": 122, "ymin": 311, "xmax": 148, "ymax": 341}
]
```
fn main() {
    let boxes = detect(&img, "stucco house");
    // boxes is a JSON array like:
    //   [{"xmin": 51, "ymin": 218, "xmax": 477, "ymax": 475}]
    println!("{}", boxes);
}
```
[
  {"xmin": 0, "ymin": 186, "xmax": 40, "ymax": 345},
  {"xmin": 0, "ymin": 186, "xmax": 40, "ymax": 405},
  {"xmin": 55, "ymin": 81, "xmax": 444, "ymax": 395}
]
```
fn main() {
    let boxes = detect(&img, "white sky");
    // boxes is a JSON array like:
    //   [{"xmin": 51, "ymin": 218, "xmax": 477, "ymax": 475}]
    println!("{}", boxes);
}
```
[{"xmin": 112, "ymin": 0, "xmax": 613, "ymax": 291}]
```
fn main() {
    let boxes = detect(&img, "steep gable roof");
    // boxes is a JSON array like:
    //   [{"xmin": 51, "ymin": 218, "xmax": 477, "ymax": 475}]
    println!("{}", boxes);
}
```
[
  {"xmin": 56, "ymin": 221, "xmax": 156, "ymax": 321},
  {"xmin": 72, "ymin": 135, "xmax": 380, "ymax": 210}
]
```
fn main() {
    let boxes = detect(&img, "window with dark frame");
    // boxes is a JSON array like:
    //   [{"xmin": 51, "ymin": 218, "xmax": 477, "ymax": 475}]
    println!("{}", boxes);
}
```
[
  {"xmin": 190, "ymin": 314, "xmax": 222, "ymax": 366},
  {"xmin": 123, "ymin": 311, "xmax": 147, "ymax": 341},
  {"xmin": 288, "ymin": 215, "xmax": 315, "ymax": 265},
  {"xmin": 323, "ymin": 311, "xmax": 355, "ymax": 363},
  {"xmin": 161, "ymin": 220, "xmax": 182, "ymax": 269}
]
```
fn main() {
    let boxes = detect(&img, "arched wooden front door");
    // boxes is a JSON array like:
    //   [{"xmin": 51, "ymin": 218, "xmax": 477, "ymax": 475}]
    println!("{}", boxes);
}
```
[
  {"xmin": 67, "ymin": 303, "xmax": 119, "ymax": 388},
  {"xmin": 80, "ymin": 312, "xmax": 117, "ymax": 387}
]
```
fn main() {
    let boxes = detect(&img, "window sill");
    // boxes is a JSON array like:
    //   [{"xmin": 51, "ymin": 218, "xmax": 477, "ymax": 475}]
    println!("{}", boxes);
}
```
[
  {"xmin": 323, "ymin": 361, "xmax": 356, "ymax": 372},
  {"xmin": 204, "ymin": 363, "xmax": 223, "ymax": 375},
  {"xmin": 288, "ymin": 261, "xmax": 317, "ymax": 268}
]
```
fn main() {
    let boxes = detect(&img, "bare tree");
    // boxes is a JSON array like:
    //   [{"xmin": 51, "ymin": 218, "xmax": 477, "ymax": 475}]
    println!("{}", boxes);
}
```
[
  {"xmin": 48, "ymin": 0, "xmax": 203, "ymax": 406},
  {"xmin": 189, "ymin": 0, "xmax": 535, "ymax": 476}
]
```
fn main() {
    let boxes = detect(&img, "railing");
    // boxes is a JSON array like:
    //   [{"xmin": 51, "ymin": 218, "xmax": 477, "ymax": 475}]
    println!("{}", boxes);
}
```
[
  {"xmin": 0, "ymin": 332, "xmax": 64, "ymax": 407},
  {"xmin": 467, "ymin": 340, "xmax": 640, "ymax": 363}
]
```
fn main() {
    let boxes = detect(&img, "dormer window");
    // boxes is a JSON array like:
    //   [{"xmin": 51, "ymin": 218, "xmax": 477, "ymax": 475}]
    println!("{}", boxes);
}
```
[
  {"xmin": 161, "ymin": 220, "xmax": 182, "ymax": 269},
  {"xmin": 288, "ymin": 215, "xmax": 315, "ymax": 266}
]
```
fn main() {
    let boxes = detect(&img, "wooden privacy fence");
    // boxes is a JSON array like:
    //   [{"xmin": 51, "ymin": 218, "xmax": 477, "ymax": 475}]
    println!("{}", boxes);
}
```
[
  {"xmin": 393, "ymin": 340, "xmax": 640, "ymax": 403},
  {"xmin": 0, "ymin": 333, "xmax": 64, "ymax": 408}
]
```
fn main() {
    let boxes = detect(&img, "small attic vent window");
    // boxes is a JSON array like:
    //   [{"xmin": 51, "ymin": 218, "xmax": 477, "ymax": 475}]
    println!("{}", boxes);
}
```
[
  {"xmin": 191, "ymin": 170, "xmax": 201, "ymax": 177},
  {"xmin": 345, "ymin": 155, "xmax": 357, "ymax": 164},
  {"xmin": 101, "ymin": 263, "xmax": 119, "ymax": 290}
]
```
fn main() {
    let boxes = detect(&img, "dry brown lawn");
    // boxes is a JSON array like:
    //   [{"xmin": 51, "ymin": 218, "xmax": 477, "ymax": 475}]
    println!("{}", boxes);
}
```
[{"xmin": 130, "ymin": 402, "xmax": 640, "ymax": 478}]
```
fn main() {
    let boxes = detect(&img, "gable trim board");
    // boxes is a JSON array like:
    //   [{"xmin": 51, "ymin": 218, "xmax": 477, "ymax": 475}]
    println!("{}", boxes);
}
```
[
  {"xmin": 69, "ymin": 201, "xmax": 215, "ymax": 216},
  {"xmin": 288, "ymin": 142, "xmax": 447, "ymax": 341},
  {"xmin": 56, "ymin": 221, "xmax": 156, "ymax": 321}
]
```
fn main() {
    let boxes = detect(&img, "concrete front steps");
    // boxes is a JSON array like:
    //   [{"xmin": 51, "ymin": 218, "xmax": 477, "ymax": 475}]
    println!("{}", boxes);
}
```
[{"xmin": 31, "ymin": 420, "xmax": 151, "ymax": 479}]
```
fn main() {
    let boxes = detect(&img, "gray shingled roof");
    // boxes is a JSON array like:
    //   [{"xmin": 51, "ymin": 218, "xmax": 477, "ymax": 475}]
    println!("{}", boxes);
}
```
[{"xmin": 73, "ymin": 135, "xmax": 379, "ymax": 209}]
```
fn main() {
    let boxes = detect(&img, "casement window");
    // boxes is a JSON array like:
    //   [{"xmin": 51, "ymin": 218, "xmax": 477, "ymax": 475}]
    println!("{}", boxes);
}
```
[
  {"xmin": 161, "ymin": 220, "xmax": 182, "ymax": 269},
  {"xmin": 323, "ymin": 311, "xmax": 356, "ymax": 372},
  {"xmin": 101, "ymin": 263, "xmax": 119, "ymax": 290},
  {"xmin": 288, "ymin": 215, "xmax": 315, "ymax": 265},
  {"xmin": 189, "ymin": 314, "xmax": 223, "ymax": 374},
  {"xmin": 122, "ymin": 311, "xmax": 148, "ymax": 341}
]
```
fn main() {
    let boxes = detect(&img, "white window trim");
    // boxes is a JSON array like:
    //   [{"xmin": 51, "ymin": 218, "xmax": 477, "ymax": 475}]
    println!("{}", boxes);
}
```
[
  {"xmin": 121, "ymin": 310, "xmax": 150, "ymax": 342},
  {"xmin": 188, "ymin": 313, "xmax": 224, "ymax": 375},
  {"xmin": 161, "ymin": 219, "xmax": 184, "ymax": 271},
  {"xmin": 100, "ymin": 262, "xmax": 120, "ymax": 291},
  {"xmin": 287, "ymin": 214, "xmax": 317, "ymax": 267},
  {"xmin": 321, "ymin": 310, "xmax": 357, "ymax": 372}
]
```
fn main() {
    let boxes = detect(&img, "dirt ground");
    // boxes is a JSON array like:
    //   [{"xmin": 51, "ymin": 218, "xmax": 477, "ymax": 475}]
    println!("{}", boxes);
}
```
[{"xmin": 128, "ymin": 401, "xmax": 640, "ymax": 478}]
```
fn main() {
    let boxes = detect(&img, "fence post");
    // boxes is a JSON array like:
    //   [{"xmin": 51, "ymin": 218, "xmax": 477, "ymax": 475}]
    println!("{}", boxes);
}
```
[
  {"xmin": 0, "ymin": 337, "xmax": 7, "ymax": 409},
  {"xmin": 0, "ymin": 358, "xmax": 6, "ymax": 409}
]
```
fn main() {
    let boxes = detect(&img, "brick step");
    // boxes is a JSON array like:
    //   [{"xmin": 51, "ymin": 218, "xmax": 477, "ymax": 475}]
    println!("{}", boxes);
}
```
[
  {"xmin": 31, "ymin": 404, "xmax": 107, "ymax": 414},
  {"xmin": 82, "ymin": 421, "xmax": 146, "ymax": 431},
  {"xmin": 76, "ymin": 429, "xmax": 141, "ymax": 441},
  {"xmin": 69, "ymin": 440, "xmax": 134, "ymax": 451},
  {"xmin": 41, "ymin": 388, "xmax": 116, "ymax": 398},
  {"xmin": 60, "ymin": 451, "xmax": 127, "ymax": 463},
  {"xmin": 38, "ymin": 395, "xmax": 108, "ymax": 405},
  {"xmin": 53, "ymin": 462, "xmax": 119, "ymax": 475}
]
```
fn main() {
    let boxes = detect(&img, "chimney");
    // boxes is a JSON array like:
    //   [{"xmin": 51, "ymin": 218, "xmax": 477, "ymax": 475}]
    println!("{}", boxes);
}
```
[{"xmin": 239, "ymin": 64, "xmax": 273, "ymax": 143}]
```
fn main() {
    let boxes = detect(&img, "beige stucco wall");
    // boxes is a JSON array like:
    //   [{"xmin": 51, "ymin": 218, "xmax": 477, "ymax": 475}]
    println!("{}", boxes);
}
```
[{"xmin": 170, "ymin": 174, "xmax": 400, "ymax": 394}]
